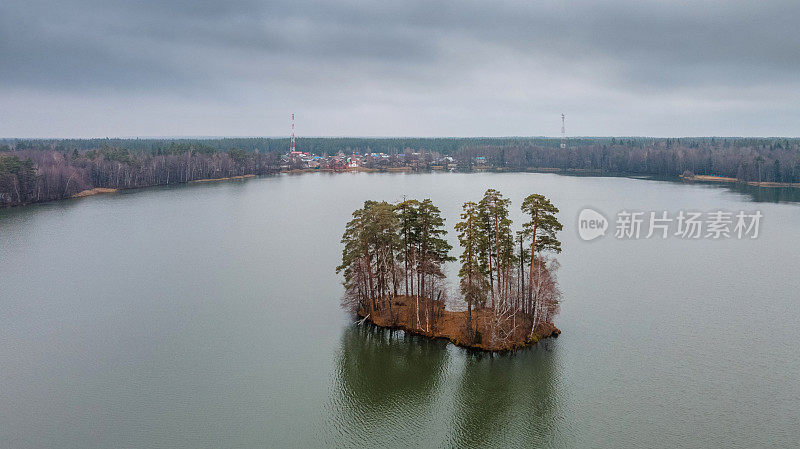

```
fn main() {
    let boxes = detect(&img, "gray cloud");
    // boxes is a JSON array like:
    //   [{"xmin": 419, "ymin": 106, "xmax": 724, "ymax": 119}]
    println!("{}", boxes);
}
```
[{"xmin": 1, "ymin": 0, "xmax": 799, "ymax": 137}]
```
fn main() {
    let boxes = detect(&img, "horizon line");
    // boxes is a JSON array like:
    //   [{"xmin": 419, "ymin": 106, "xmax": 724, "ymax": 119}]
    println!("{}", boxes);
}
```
[{"xmin": 3, "ymin": 135, "xmax": 800, "ymax": 140}]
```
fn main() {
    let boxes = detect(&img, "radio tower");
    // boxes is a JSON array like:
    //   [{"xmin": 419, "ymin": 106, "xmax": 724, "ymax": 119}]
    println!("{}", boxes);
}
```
[
  {"xmin": 290, "ymin": 113, "xmax": 296, "ymax": 152},
  {"xmin": 560, "ymin": 113, "xmax": 566, "ymax": 148}
]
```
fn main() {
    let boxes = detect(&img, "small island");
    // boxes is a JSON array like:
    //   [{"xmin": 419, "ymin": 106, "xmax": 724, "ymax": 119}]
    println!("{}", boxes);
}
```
[{"xmin": 337, "ymin": 190, "xmax": 563, "ymax": 352}]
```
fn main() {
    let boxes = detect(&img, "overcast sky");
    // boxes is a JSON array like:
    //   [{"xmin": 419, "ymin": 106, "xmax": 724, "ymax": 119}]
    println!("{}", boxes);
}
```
[{"xmin": 1, "ymin": 0, "xmax": 798, "ymax": 138}]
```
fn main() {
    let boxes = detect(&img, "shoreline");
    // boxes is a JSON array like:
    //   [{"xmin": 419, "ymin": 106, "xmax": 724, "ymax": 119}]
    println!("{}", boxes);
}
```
[
  {"xmin": 72, "ymin": 187, "xmax": 119, "ymax": 198},
  {"xmin": 682, "ymin": 174, "xmax": 800, "ymax": 188},
  {"xmin": 5, "ymin": 169, "xmax": 798, "ymax": 208},
  {"xmin": 356, "ymin": 296, "xmax": 560, "ymax": 353},
  {"xmin": 189, "ymin": 174, "xmax": 257, "ymax": 183},
  {"xmin": 8, "ymin": 174, "xmax": 264, "ymax": 207}
]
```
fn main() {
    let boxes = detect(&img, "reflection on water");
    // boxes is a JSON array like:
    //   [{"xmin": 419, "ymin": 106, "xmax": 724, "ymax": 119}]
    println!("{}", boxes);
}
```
[
  {"xmin": 320, "ymin": 325, "xmax": 564, "ymax": 447},
  {"xmin": 451, "ymin": 354, "xmax": 516, "ymax": 447},
  {"xmin": 320, "ymin": 325, "xmax": 449, "ymax": 446},
  {"xmin": 334, "ymin": 325, "xmax": 448, "ymax": 409},
  {"xmin": 3, "ymin": 171, "xmax": 800, "ymax": 447},
  {"xmin": 449, "ymin": 346, "xmax": 562, "ymax": 448},
  {"xmin": 558, "ymin": 172, "xmax": 800, "ymax": 204},
  {"xmin": 718, "ymin": 182, "xmax": 800, "ymax": 203}
]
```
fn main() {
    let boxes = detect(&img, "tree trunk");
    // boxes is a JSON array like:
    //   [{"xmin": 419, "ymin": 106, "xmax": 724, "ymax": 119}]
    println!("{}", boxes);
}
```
[
  {"xmin": 529, "ymin": 217, "xmax": 538, "ymax": 315},
  {"xmin": 519, "ymin": 237, "xmax": 525, "ymax": 313},
  {"xmin": 494, "ymin": 210, "xmax": 501, "ymax": 305},
  {"xmin": 488, "ymin": 235, "xmax": 494, "ymax": 308},
  {"xmin": 404, "ymin": 231, "xmax": 409, "ymax": 295}
]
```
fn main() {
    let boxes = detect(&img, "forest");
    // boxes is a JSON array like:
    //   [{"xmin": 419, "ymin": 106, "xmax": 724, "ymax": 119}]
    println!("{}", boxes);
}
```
[
  {"xmin": 453, "ymin": 137, "xmax": 800, "ymax": 183},
  {"xmin": 337, "ymin": 190, "xmax": 563, "ymax": 351},
  {"xmin": 3, "ymin": 136, "xmax": 800, "ymax": 206},
  {"xmin": 2, "ymin": 137, "xmax": 546, "ymax": 156},
  {"xmin": 0, "ymin": 144, "xmax": 280, "ymax": 206},
  {"xmin": 5, "ymin": 136, "xmax": 800, "ymax": 182}
]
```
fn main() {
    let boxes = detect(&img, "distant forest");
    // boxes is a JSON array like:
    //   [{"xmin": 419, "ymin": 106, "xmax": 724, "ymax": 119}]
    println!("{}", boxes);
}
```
[
  {"xmin": 0, "ymin": 143, "xmax": 281, "ymax": 206},
  {"xmin": 2, "ymin": 137, "xmax": 800, "ymax": 207},
  {"xmin": 2, "ymin": 137, "xmax": 552, "ymax": 155}
]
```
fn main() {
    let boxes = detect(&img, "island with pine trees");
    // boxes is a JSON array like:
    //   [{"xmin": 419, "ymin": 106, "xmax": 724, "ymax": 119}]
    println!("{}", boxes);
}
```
[{"xmin": 337, "ymin": 189, "xmax": 564, "ymax": 352}]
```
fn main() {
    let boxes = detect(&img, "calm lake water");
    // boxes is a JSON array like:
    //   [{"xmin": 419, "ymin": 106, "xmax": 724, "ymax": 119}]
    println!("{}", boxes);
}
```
[{"xmin": 1, "ymin": 172, "xmax": 798, "ymax": 448}]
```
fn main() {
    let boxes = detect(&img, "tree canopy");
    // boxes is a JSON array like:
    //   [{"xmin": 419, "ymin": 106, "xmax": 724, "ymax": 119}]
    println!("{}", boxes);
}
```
[{"xmin": 338, "ymin": 190, "xmax": 564, "ymax": 350}]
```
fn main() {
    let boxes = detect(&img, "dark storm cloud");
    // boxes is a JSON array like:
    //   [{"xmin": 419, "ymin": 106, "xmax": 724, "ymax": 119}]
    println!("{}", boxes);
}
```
[
  {"xmin": 0, "ymin": 0, "xmax": 441, "ymax": 92},
  {"xmin": 1, "ymin": 0, "xmax": 799, "ymax": 136}
]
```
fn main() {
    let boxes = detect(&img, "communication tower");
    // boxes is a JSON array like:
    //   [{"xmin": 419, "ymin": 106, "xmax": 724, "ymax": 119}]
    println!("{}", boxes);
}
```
[{"xmin": 290, "ymin": 113, "xmax": 296, "ymax": 152}]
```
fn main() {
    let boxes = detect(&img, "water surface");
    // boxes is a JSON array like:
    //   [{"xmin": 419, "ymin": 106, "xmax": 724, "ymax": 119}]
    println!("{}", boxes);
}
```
[{"xmin": 1, "ymin": 173, "xmax": 798, "ymax": 447}]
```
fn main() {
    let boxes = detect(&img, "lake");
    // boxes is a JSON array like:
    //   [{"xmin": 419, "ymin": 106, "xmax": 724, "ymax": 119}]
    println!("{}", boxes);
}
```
[{"xmin": 1, "ymin": 172, "xmax": 798, "ymax": 448}]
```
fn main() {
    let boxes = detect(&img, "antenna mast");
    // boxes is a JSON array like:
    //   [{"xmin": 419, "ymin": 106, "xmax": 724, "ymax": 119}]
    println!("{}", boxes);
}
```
[
  {"xmin": 290, "ymin": 113, "xmax": 296, "ymax": 152},
  {"xmin": 560, "ymin": 113, "xmax": 566, "ymax": 148}
]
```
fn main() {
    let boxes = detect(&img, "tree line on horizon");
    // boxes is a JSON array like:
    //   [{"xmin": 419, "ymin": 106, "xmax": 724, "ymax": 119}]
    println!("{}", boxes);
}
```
[
  {"xmin": 0, "ymin": 145, "xmax": 280, "ymax": 206},
  {"xmin": 3, "ymin": 136, "xmax": 800, "ymax": 206},
  {"xmin": 337, "ymin": 190, "xmax": 563, "ymax": 348},
  {"xmin": 4, "ymin": 137, "xmax": 554, "ymax": 156},
  {"xmin": 453, "ymin": 138, "xmax": 800, "ymax": 183}
]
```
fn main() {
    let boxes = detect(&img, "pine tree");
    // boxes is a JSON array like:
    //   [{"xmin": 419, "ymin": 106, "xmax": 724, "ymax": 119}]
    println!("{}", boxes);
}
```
[
  {"xmin": 396, "ymin": 199, "xmax": 420, "ymax": 298},
  {"xmin": 336, "ymin": 200, "xmax": 399, "ymax": 315},
  {"xmin": 455, "ymin": 201, "xmax": 489, "ymax": 339},
  {"xmin": 520, "ymin": 194, "xmax": 562, "ymax": 321},
  {"xmin": 416, "ymin": 199, "xmax": 454, "ymax": 330},
  {"xmin": 478, "ymin": 189, "xmax": 513, "ymax": 307},
  {"xmin": 337, "ymin": 203, "xmax": 374, "ymax": 313}
]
